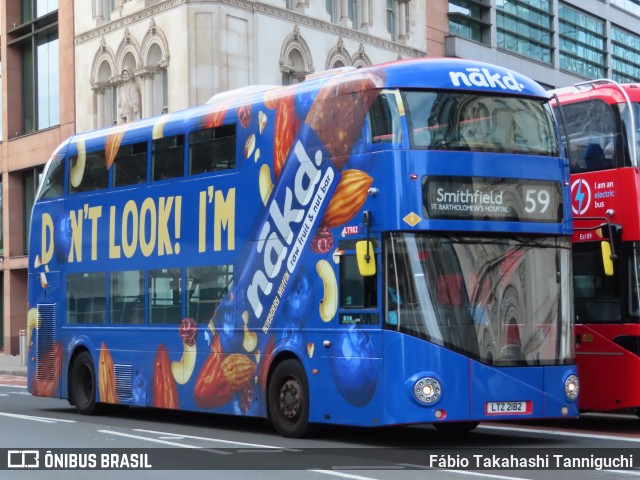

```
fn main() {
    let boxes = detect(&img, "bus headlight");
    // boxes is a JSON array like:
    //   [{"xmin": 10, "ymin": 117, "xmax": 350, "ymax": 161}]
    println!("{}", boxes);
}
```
[
  {"xmin": 414, "ymin": 377, "xmax": 441, "ymax": 405},
  {"xmin": 564, "ymin": 374, "xmax": 579, "ymax": 401}
]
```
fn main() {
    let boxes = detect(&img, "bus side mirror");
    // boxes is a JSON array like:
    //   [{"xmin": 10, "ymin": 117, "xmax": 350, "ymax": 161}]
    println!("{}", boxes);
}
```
[
  {"xmin": 601, "ymin": 241, "xmax": 614, "ymax": 276},
  {"xmin": 356, "ymin": 240, "xmax": 376, "ymax": 277}
]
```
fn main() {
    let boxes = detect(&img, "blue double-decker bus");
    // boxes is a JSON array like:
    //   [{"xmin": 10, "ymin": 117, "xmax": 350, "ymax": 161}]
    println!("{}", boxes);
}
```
[{"xmin": 27, "ymin": 58, "xmax": 577, "ymax": 437}]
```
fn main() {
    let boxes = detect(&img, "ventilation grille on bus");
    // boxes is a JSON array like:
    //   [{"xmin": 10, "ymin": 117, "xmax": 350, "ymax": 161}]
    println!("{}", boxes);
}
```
[
  {"xmin": 35, "ymin": 304, "xmax": 56, "ymax": 381},
  {"xmin": 114, "ymin": 364, "xmax": 133, "ymax": 403}
]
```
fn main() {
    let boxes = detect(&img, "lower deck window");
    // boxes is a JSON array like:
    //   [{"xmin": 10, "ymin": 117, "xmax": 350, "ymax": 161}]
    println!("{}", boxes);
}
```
[{"xmin": 67, "ymin": 272, "xmax": 107, "ymax": 324}]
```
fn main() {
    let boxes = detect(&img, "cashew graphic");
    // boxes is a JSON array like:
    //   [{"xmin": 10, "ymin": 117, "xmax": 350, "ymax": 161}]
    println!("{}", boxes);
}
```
[
  {"xmin": 317, "ymin": 259, "xmax": 338, "ymax": 322},
  {"xmin": 70, "ymin": 139, "xmax": 86, "ymax": 188},
  {"xmin": 242, "ymin": 311, "xmax": 257, "ymax": 353},
  {"xmin": 171, "ymin": 342, "xmax": 197, "ymax": 385},
  {"xmin": 259, "ymin": 164, "xmax": 274, "ymax": 206}
]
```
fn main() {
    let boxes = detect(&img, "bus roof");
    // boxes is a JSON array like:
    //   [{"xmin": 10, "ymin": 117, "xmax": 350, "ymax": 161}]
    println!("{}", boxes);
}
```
[
  {"xmin": 551, "ymin": 79, "xmax": 640, "ymax": 105},
  {"xmin": 65, "ymin": 57, "xmax": 549, "ymax": 153}
]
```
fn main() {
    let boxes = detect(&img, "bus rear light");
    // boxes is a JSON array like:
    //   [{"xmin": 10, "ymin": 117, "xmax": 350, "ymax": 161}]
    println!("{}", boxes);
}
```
[
  {"xmin": 414, "ymin": 376, "xmax": 441, "ymax": 405},
  {"xmin": 564, "ymin": 374, "xmax": 579, "ymax": 401},
  {"xmin": 435, "ymin": 409, "xmax": 446, "ymax": 420},
  {"xmin": 409, "ymin": 173, "xmax": 418, "ymax": 180}
]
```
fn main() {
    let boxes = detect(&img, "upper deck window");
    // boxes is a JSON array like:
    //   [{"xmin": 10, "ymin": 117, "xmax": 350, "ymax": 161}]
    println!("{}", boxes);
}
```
[
  {"xmin": 113, "ymin": 142, "xmax": 148, "ymax": 187},
  {"xmin": 188, "ymin": 124, "xmax": 236, "ymax": 175},
  {"xmin": 557, "ymin": 99, "xmax": 617, "ymax": 172},
  {"xmin": 69, "ymin": 150, "xmax": 108, "ymax": 194},
  {"xmin": 152, "ymin": 134, "xmax": 184, "ymax": 181},
  {"xmin": 369, "ymin": 90, "xmax": 403, "ymax": 144},
  {"xmin": 37, "ymin": 153, "xmax": 65, "ymax": 200},
  {"xmin": 404, "ymin": 91, "xmax": 558, "ymax": 156}
]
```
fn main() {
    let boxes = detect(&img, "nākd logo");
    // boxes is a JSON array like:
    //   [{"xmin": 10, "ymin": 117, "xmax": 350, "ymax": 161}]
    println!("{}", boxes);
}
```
[
  {"xmin": 571, "ymin": 178, "xmax": 591, "ymax": 215},
  {"xmin": 449, "ymin": 68, "xmax": 524, "ymax": 92}
]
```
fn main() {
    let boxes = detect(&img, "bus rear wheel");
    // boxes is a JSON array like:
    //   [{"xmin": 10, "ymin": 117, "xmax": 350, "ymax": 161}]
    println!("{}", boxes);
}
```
[
  {"xmin": 268, "ymin": 359, "xmax": 310, "ymax": 438},
  {"xmin": 69, "ymin": 351, "xmax": 99, "ymax": 415}
]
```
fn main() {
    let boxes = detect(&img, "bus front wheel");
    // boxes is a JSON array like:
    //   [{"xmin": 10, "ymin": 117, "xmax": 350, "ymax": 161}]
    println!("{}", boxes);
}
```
[
  {"xmin": 69, "ymin": 351, "xmax": 99, "ymax": 415},
  {"xmin": 268, "ymin": 359, "xmax": 310, "ymax": 438}
]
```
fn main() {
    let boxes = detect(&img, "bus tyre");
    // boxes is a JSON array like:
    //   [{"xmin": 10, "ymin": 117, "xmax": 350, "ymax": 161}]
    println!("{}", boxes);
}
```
[
  {"xmin": 69, "ymin": 351, "xmax": 100, "ymax": 415},
  {"xmin": 433, "ymin": 421, "xmax": 479, "ymax": 435},
  {"xmin": 268, "ymin": 359, "xmax": 310, "ymax": 438}
]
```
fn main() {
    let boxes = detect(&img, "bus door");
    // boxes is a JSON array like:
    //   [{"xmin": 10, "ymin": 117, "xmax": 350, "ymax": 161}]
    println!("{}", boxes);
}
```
[{"xmin": 330, "ymin": 238, "xmax": 383, "ymax": 410}]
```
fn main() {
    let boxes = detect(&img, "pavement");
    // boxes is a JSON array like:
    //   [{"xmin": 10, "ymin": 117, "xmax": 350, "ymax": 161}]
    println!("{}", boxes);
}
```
[{"xmin": 0, "ymin": 353, "xmax": 27, "ymax": 376}]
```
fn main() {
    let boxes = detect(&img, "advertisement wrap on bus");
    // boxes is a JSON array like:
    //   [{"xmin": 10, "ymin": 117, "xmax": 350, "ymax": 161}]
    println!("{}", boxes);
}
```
[{"xmin": 28, "ymin": 58, "xmax": 577, "ymax": 437}]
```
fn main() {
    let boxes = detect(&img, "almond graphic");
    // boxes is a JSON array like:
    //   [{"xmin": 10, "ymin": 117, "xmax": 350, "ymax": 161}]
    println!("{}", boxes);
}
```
[
  {"xmin": 273, "ymin": 93, "xmax": 301, "ymax": 178},
  {"xmin": 264, "ymin": 88, "xmax": 280, "ymax": 110},
  {"xmin": 321, "ymin": 169, "xmax": 373, "ymax": 228},
  {"xmin": 105, "ymin": 127, "xmax": 126, "ymax": 170},
  {"xmin": 32, "ymin": 343, "xmax": 62, "ymax": 398},
  {"xmin": 99, "ymin": 342, "xmax": 118, "ymax": 404},
  {"xmin": 194, "ymin": 351, "xmax": 234, "ymax": 409},
  {"xmin": 153, "ymin": 345, "xmax": 180, "ymax": 409},
  {"xmin": 221, "ymin": 354, "xmax": 255, "ymax": 390}
]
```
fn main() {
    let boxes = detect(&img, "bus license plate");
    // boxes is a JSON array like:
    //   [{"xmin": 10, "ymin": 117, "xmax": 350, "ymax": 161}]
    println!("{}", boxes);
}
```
[{"xmin": 485, "ymin": 401, "xmax": 531, "ymax": 415}]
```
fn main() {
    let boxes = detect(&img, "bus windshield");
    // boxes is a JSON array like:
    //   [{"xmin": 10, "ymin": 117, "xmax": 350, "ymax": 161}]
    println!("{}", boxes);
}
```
[
  {"xmin": 404, "ymin": 91, "xmax": 559, "ymax": 156},
  {"xmin": 385, "ymin": 233, "xmax": 573, "ymax": 366}
]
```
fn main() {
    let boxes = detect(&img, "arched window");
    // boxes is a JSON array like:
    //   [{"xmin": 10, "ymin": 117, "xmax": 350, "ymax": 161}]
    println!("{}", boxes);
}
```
[
  {"xmin": 95, "ymin": 61, "xmax": 116, "ymax": 128},
  {"xmin": 352, "ymin": 43, "xmax": 372, "ymax": 69},
  {"xmin": 90, "ymin": 40, "xmax": 117, "ymax": 130},
  {"xmin": 141, "ymin": 20, "xmax": 170, "ymax": 117},
  {"xmin": 279, "ymin": 26, "xmax": 314, "ymax": 85},
  {"xmin": 147, "ymin": 43, "xmax": 168, "ymax": 115},
  {"xmin": 325, "ymin": 38, "xmax": 352, "ymax": 70}
]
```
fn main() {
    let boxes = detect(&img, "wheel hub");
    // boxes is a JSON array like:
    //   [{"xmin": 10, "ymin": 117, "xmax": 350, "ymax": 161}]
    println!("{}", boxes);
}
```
[{"xmin": 279, "ymin": 379, "xmax": 300, "ymax": 419}]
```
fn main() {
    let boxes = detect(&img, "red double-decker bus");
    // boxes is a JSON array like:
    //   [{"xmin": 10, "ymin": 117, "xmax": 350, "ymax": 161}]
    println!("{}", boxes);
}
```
[{"xmin": 553, "ymin": 79, "xmax": 640, "ymax": 413}]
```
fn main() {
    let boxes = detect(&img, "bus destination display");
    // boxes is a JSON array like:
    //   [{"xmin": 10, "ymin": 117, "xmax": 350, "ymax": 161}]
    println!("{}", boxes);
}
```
[{"xmin": 423, "ymin": 176, "xmax": 562, "ymax": 223}]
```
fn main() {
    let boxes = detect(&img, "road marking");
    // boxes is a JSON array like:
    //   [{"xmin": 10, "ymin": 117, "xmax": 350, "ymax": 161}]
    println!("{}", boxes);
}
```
[
  {"xmin": 309, "ymin": 470, "xmax": 382, "ymax": 480},
  {"xmin": 0, "ymin": 384, "xmax": 27, "ymax": 389},
  {"xmin": 397, "ymin": 464, "xmax": 529, "ymax": 479},
  {"xmin": 0, "ymin": 412, "xmax": 76, "ymax": 424},
  {"xmin": 479, "ymin": 424, "xmax": 640, "ymax": 443},
  {"xmin": 603, "ymin": 470, "xmax": 640, "ymax": 477},
  {"xmin": 98, "ymin": 429, "xmax": 229, "ymax": 454},
  {"xmin": 133, "ymin": 428, "xmax": 284, "ymax": 449},
  {"xmin": 439, "ymin": 471, "xmax": 531, "ymax": 480}
]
